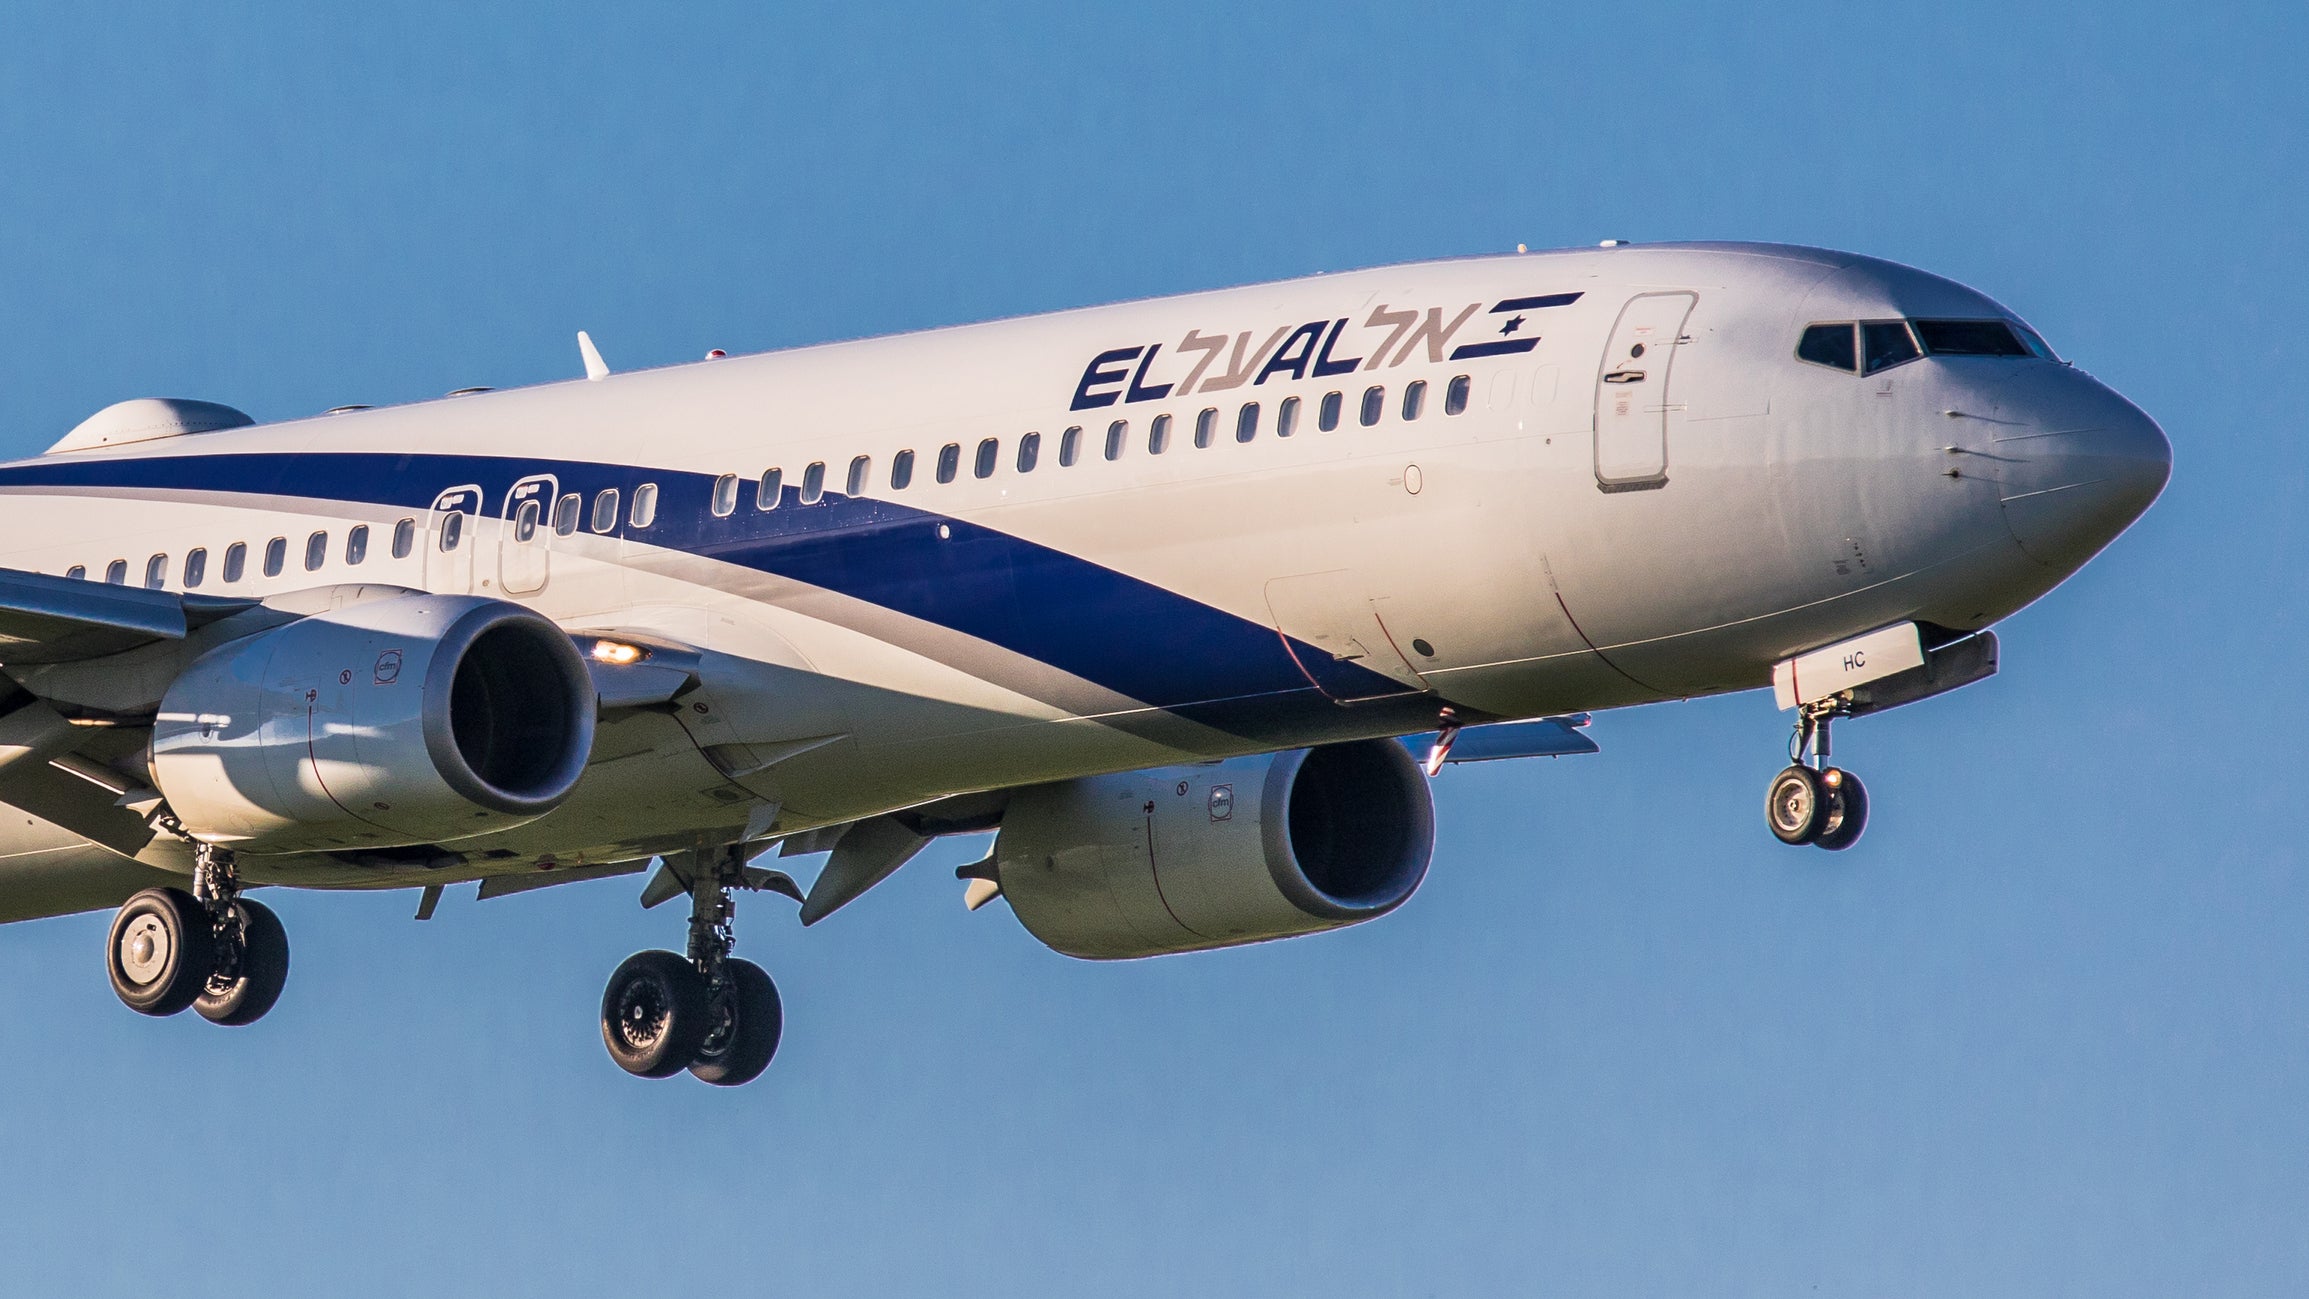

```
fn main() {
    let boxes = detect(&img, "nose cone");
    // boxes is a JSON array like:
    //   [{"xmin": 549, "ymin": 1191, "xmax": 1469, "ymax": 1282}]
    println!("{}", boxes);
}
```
[{"xmin": 1989, "ymin": 369, "xmax": 2172, "ymax": 573}]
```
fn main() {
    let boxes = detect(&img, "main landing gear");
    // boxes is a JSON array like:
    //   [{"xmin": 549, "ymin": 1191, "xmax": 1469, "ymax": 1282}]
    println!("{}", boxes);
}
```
[
  {"xmin": 1765, "ymin": 700, "xmax": 1870, "ymax": 851},
  {"xmin": 601, "ymin": 847, "xmax": 786, "ymax": 1087},
  {"xmin": 107, "ymin": 845, "xmax": 292, "ymax": 1025}
]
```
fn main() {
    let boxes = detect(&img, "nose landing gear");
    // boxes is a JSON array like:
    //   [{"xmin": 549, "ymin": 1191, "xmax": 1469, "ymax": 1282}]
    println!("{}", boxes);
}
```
[
  {"xmin": 1765, "ymin": 701, "xmax": 1869, "ymax": 851},
  {"xmin": 107, "ymin": 845, "xmax": 293, "ymax": 1025},
  {"xmin": 600, "ymin": 846, "xmax": 794, "ymax": 1087}
]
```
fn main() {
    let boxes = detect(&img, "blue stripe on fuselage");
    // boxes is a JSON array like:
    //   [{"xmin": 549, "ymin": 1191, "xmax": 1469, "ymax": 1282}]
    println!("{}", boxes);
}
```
[{"xmin": 0, "ymin": 450, "xmax": 1407, "ymax": 713}]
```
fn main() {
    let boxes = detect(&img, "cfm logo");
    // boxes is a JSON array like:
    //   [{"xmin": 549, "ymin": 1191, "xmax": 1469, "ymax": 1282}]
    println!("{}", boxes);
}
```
[{"xmin": 1069, "ymin": 292, "xmax": 1581, "ymax": 412}]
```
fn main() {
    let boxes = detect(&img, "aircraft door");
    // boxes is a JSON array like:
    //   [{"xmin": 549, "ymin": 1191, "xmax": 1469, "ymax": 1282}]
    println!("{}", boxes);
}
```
[
  {"xmin": 1593, "ymin": 292, "xmax": 1697, "ymax": 491},
  {"xmin": 498, "ymin": 473, "xmax": 557, "ymax": 596},
  {"xmin": 424, "ymin": 485, "xmax": 482, "ymax": 594}
]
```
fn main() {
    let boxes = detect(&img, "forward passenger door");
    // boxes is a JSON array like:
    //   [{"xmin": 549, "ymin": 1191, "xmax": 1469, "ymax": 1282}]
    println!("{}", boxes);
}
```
[{"xmin": 1593, "ymin": 292, "xmax": 1697, "ymax": 491}]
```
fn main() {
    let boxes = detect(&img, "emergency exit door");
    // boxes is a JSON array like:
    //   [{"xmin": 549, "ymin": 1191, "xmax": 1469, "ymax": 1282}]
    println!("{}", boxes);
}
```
[
  {"xmin": 1593, "ymin": 292, "xmax": 1697, "ymax": 491},
  {"xmin": 498, "ymin": 474, "xmax": 557, "ymax": 595},
  {"xmin": 424, "ymin": 485, "xmax": 481, "ymax": 594}
]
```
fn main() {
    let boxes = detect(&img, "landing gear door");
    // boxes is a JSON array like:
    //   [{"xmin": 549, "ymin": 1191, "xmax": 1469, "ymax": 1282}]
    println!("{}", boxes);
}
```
[
  {"xmin": 1594, "ymin": 292, "xmax": 1697, "ymax": 492},
  {"xmin": 499, "ymin": 474, "xmax": 557, "ymax": 596},
  {"xmin": 424, "ymin": 485, "xmax": 482, "ymax": 594}
]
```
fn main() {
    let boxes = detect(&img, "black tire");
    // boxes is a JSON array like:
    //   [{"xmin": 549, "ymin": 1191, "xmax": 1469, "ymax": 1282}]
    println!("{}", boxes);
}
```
[
  {"xmin": 108, "ymin": 887, "xmax": 216, "ymax": 1017},
  {"xmin": 601, "ymin": 950, "xmax": 710, "ymax": 1079},
  {"xmin": 1815, "ymin": 770, "xmax": 1870, "ymax": 852},
  {"xmin": 196, "ymin": 898, "xmax": 291, "ymax": 1026},
  {"xmin": 1766, "ymin": 765, "xmax": 1829, "ymax": 845},
  {"xmin": 689, "ymin": 958, "xmax": 782, "ymax": 1087}
]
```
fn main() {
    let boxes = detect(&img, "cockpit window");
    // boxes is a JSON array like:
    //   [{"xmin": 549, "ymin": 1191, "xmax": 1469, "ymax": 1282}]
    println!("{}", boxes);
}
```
[
  {"xmin": 1796, "ymin": 323, "xmax": 1857, "ymax": 372},
  {"xmin": 1913, "ymin": 319, "xmax": 2033, "ymax": 357},
  {"xmin": 1862, "ymin": 320, "xmax": 1921, "ymax": 374}
]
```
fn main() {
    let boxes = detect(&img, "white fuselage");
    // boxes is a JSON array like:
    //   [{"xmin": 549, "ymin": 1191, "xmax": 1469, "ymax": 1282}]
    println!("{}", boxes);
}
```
[{"xmin": 0, "ymin": 242, "xmax": 2169, "ymax": 903}]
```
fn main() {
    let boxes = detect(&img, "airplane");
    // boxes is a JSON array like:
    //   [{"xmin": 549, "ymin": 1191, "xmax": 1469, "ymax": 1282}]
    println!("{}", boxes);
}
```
[{"xmin": 0, "ymin": 240, "xmax": 2168, "ymax": 1086}]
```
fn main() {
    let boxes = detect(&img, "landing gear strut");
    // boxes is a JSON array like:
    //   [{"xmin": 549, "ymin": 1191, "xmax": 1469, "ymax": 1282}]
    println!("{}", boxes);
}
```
[
  {"xmin": 601, "ymin": 847, "xmax": 784, "ymax": 1087},
  {"xmin": 107, "ymin": 844, "xmax": 292, "ymax": 1024},
  {"xmin": 1764, "ymin": 700, "xmax": 1869, "ymax": 851}
]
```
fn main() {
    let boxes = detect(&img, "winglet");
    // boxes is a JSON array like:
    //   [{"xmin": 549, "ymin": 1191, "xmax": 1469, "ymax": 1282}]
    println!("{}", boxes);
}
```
[{"xmin": 578, "ymin": 331, "xmax": 610, "ymax": 381}]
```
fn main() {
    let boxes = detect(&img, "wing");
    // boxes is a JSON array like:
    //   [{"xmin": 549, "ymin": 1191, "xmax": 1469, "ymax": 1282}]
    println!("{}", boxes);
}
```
[
  {"xmin": 0, "ymin": 566, "xmax": 261, "ymax": 881},
  {"xmin": 0, "ymin": 565, "xmax": 258, "ymax": 664}
]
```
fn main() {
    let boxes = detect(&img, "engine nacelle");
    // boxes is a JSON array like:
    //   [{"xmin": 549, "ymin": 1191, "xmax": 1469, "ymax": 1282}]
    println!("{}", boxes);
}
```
[
  {"xmin": 151, "ymin": 594, "xmax": 596, "ymax": 853},
  {"xmin": 995, "ymin": 739, "xmax": 1434, "ymax": 959}
]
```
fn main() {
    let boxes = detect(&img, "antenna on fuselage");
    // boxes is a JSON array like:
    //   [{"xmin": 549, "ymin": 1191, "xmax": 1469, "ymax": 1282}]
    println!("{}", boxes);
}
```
[{"xmin": 577, "ymin": 331, "xmax": 610, "ymax": 381}]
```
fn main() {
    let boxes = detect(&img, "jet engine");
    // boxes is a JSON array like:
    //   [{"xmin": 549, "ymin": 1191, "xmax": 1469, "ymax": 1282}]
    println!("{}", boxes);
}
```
[
  {"xmin": 150, "ymin": 593, "xmax": 596, "ymax": 853},
  {"xmin": 994, "ymin": 738, "xmax": 1434, "ymax": 959}
]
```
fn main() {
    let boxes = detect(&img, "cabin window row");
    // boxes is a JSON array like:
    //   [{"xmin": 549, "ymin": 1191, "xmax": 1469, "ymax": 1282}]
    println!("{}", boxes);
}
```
[
  {"xmin": 68, "ymin": 519, "xmax": 420, "ymax": 590},
  {"xmin": 705, "ymin": 374, "xmax": 1474, "ymax": 511}
]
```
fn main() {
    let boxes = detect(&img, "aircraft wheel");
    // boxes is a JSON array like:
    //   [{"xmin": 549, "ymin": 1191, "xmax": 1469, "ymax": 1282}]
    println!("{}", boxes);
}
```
[
  {"xmin": 196, "ymin": 898, "xmax": 292, "ymax": 1026},
  {"xmin": 108, "ymin": 887, "xmax": 216, "ymax": 1017},
  {"xmin": 1815, "ymin": 770, "xmax": 1869, "ymax": 852},
  {"xmin": 1765, "ymin": 765, "xmax": 1829, "ymax": 845},
  {"xmin": 602, "ymin": 950, "xmax": 710, "ymax": 1079},
  {"xmin": 689, "ymin": 958, "xmax": 782, "ymax": 1088}
]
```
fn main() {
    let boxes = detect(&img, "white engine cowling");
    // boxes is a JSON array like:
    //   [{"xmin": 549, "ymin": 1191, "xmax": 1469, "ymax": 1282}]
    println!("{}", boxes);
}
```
[
  {"xmin": 995, "ymin": 738, "xmax": 1434, "ymax": 959},
  {"xmin": 151, "ymin": 593, "xmax": 596, "ymax": 853}
]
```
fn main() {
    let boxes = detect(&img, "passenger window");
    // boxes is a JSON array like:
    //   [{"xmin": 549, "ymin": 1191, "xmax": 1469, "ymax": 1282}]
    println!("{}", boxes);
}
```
[
  {"xmin": 800, "ymin": 463, "xmax": 825, "ymax": 504},
  {"xmin": 1402, "ymin": 380, "xmax": 1427, "ymax": 421},
  {"xmin": 346, "ymin": 526, "xmax": 369, "ymax": 565},
  {"xmin": 144, "ymin": 554, "xmax": 168, "ymax": 589},
  {"xmin": 1059, "ymin": 426, "xmax": 1082, "ymax": 467},
  {"xmin": 1148, "ymin": 414, "xmax": 1171, "ymax": 454},
  {"xmin": 937, "ymin": 443, "xmax": 961, "ymax": 484},
  {"xmin": 591, "ymin": 489, "xmax": 620, "ymax": 533},
  {"xmin": 1277, "ymin": 396, "xmax": 1300, "ymax": 437},
  {"xmin": 1796, "ymin": 323, "xmax": 1858, "ymax": 373},
  {"xmin": 512, "ymin": 501, "xmax": 540, "ymax": 543},
  {"xmin": 305, "ymin": 531, "xmax": 328, "ymax": 571},
  {"xmin": 552, "ymin": 495, "xmax": 579, "ymax": 536},
  {"xmin": 630, "ymin": 483, "xmax": 658, "ymax": 527},
  {"xmin": 711, "ymin": 474, "xmax": 740, "ymax": 517},
  {"xmin": 65, "ymin": 565, "xmax": 85, "ymax": 580},
  {"xmin": 223, "ymin": 543, "xmax": 247, "ymax": 583},
  {"xmin": 975, "ymin": 438, "xmax": 999, "ymax": 478},
  {"xmin": 848, "ymin": 455, "xmax": 872, "ymax": 495},
  {"xmin": 183, "ymin": 549, "xmax": 206, "ymax": 587},
  {"xmin": 1319, "ymin": 391, "xmax": 1343, "ymax": 432},
  {"xmin": 393, "ymin": 518, "xmax": 416, "ymax": 557},
  {"xmin": 1360, "ymin": 386, "xmax": 1384, "ymax": 427},
  {"xmin": 1235, "ymin": 403, "xmax": 1259, "ymax": 443},
  {"xmin": 1194, "ymin": 408, "xmax": 1218, "ymax": 448},
  {"xmin": 265, "ymin": 537, "xmax": 288, "ymax": 576},
  {"xmin": 892, "ymin": 449, "xmax": 916, "ymax": 489},
  {"xmin": 1017, "ymin": 432, "xmax": 1041, "ymax": 472},
  {"xmin": 756, "ymin": 469, "xmax": 783, "ymax": 510},
  {"xmin": 104, "ymin": 560, "xmax": 127, "ymax": 585},
  {"xmin": 1913, "ymin": 319, "xmax": 2032, "ymax": 357},
  {"xmin": 1445, "ymin": 375, "xmax": 1471, "ymax": 416},
  {"xmin": 1863, "ymin": 321, "xmax": 1921, "ymax": 374},
  {"xmin": 1104, "ymin": 421, "xmax": 1127, "ymax": 461}
]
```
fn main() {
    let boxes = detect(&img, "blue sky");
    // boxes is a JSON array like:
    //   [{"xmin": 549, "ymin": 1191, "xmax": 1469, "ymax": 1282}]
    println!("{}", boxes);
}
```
[{"xmin": 0, "ymin": 3, "xmax": 2301, "ymax": 1294}]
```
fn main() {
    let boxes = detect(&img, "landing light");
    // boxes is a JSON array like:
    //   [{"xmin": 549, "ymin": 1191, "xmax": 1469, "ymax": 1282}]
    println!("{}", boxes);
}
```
[{"xmin": 590, "ymin": 640, "xmax": 648, "ymax": 666}]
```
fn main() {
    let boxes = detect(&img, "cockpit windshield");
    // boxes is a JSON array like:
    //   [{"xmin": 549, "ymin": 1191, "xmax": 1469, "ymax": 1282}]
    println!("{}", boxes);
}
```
[
  {"xmin": 1797, "ymin": 317, "xmax": 2057, "ymax": 374},
  {"xmin": 1913, "ymin": 319, "xmax": 2055, "ymax": 359}
]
